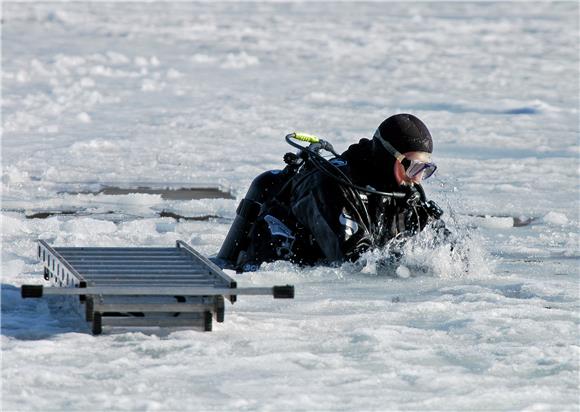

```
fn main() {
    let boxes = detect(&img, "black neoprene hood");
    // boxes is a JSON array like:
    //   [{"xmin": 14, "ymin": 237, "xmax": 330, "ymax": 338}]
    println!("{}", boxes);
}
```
[{"xmin": 375, "ymin": 114, "xmax": 433, "ymax": 154}]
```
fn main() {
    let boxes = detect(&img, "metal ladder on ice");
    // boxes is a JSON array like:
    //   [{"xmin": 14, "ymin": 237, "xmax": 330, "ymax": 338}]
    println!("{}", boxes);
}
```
[{"xmin": 21, "ymin": 240, "xmax": 294, "ymax": 334}]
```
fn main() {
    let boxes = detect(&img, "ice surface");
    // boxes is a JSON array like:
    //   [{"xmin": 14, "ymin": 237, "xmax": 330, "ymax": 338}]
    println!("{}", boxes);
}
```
[
  {"xmin": 2, "ymin": 2, "xmax": 579, "ymax": 411},
  {"xmin": 542, "ymin": 211, "xmax": 569, "ymax": 226}
]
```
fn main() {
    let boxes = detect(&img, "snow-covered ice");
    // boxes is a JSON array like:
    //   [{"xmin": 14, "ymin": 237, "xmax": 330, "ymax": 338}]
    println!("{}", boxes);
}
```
[{"xmin": 2, "ymin": 2, "xmax": 579, "ymax": 411}]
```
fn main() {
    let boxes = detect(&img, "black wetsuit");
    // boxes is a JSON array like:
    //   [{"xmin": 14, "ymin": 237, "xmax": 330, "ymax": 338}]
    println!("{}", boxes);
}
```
[{"xmin": 237, "ymin": 138, "xmax": 444, "ymax": 270}]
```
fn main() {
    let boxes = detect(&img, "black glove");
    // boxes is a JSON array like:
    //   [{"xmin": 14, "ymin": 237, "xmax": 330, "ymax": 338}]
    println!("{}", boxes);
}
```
[{"xmin": 402, "ymin": 185, "xmax": 446, "ymax": 235}]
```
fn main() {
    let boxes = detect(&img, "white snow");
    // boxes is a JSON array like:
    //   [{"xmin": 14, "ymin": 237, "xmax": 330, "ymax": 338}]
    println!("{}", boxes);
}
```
[{"xmin": 2, "ymin": 2, "xmax": 579, "ymax": 411}]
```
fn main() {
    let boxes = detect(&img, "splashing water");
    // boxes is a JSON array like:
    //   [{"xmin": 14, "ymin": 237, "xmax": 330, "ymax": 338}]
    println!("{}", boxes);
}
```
[
  {"xmin": 257, "ymin": 211, "xmax": 495, "ymax": 281},
  {"xmin": 350, "ymin": 218, "xmax": 495, "ymax": 279}
]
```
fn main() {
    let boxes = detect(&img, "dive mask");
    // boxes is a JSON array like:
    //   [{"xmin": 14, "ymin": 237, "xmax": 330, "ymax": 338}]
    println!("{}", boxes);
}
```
[{"xmin": 373, "ymin": 129, "xmax": 437, "ymax": 180}]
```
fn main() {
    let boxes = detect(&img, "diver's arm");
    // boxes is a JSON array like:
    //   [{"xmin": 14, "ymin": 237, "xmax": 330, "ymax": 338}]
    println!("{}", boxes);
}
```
[{"xmin": 290, "ymin": 171, "xmax": 371, "ymax": 263}]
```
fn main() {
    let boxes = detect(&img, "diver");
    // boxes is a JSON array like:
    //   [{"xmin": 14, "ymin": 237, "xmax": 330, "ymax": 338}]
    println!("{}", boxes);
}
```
[{"xmin": 215, "ymin": 113, "xmax": 449, "ymax": 272}]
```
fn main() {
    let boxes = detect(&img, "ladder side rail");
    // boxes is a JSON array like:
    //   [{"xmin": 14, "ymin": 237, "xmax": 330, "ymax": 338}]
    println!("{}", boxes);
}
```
[
  {"xmin": 176, "ymin": 240, "xmax": 236, "ymax": 286},
  {"xmin": 176, "ymin": 240, "xmax": 238, "ymax": 303},
  {"xmin": 38, "ymin": 240, "xmax": 87, "ymax": 287}
]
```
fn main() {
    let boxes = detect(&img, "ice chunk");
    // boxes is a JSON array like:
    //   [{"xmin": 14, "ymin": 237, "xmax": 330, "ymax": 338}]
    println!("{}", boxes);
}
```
[
  {"xmin": 141, "ymin": 79, "xmax": 165, "ymax": 92},
  {"xmin": 61, "ymin": 218, "xmax": 117, "ymax": 234},
  {"xmin": 396, "ymin": 265, "xmax": 411, "ymax": 279},
  {"xmin": 541, "ymin": 212, "xmax": 568, "ymax": 226},
  {"xmin": 76, "ymin": 112, "xmax": 91, "ymax": 123},
  {"xmin": 1, "ymin": 214, "xmax": 30, "ymax": 236},
  {"xmin": 220, "ymin": 52, "xmax": 259, "ymax": 69},
  {"xmin": 69, "ymin": 139, "xmax": 120, "ymax": 154},
  {"xmin": 474, "ymin": 216, "xmax": 514, "ymax": 229},
  {"xmin": 191, "ymin": 54, "xmax": 216, "ymax": 64},
  {"xmin": 134, "ymin": 56, "xmax": 149, "ymax": 67},
  {"xmin": 166, "ymin": 68, "xmax": 182, "ymax": 79}
]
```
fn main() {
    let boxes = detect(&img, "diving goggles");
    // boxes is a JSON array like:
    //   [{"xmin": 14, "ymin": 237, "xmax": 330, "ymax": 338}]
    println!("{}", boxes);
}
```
[{"xmin": 374, "ymin": 129, "xmax": 437, "ymax": 180}]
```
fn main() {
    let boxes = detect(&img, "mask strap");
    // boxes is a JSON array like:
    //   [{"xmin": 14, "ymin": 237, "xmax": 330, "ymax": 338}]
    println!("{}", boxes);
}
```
[{"xmin": 373, "ymin": 129, "xmax": 410, "ymax": 167}]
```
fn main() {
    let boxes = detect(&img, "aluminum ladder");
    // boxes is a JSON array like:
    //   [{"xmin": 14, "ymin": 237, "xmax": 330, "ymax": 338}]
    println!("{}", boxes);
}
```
[{"xmin": 21, "ymin": 240, "xmax": 294, "ymax": 334}]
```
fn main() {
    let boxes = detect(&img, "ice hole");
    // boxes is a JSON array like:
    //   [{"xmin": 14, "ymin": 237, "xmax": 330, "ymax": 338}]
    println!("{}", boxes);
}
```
[
  {"xmin": 65, "ymin": 186, "xmax": 234, "ymax": 200},
  {"xmin": 23, "ymin": 186, "xmax": 234, "ymax": 219}
]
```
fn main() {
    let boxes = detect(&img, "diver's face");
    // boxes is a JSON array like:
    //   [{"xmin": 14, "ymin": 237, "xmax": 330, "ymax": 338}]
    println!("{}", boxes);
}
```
[{"xmin": 393, "ymin": 151, "xmax": 433, "ymax": 186}]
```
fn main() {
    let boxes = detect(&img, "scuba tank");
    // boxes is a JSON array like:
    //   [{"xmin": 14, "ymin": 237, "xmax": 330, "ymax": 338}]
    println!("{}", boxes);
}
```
[
  {"xmin": 215, "ymin": 133, "xmax": 335, "ymax": 269},
  {"xmin": 215, "ymin": 145, "xmax": 304, "ymax": 269},
  {"xmin": 216, "ymin": 169, "xmax": 293, "ymax": 269}
]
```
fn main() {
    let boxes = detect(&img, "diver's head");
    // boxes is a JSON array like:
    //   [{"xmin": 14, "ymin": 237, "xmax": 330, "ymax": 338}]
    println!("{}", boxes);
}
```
[{"xmin": 372, "ymin": 114, "xmax": 436, "ymax": 186}]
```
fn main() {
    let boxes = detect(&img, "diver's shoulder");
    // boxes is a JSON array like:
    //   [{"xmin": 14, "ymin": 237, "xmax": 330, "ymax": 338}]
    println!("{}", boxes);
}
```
[{"xmin": 342, "ymin": 138, "xmax": 373, "ymax": 158}]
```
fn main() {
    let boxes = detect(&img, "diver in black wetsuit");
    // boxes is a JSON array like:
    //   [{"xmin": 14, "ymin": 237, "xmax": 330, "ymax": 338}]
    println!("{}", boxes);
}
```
[{"xmin": 215, "ymin": 114, "xmax": 448, "ymax": 272}]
